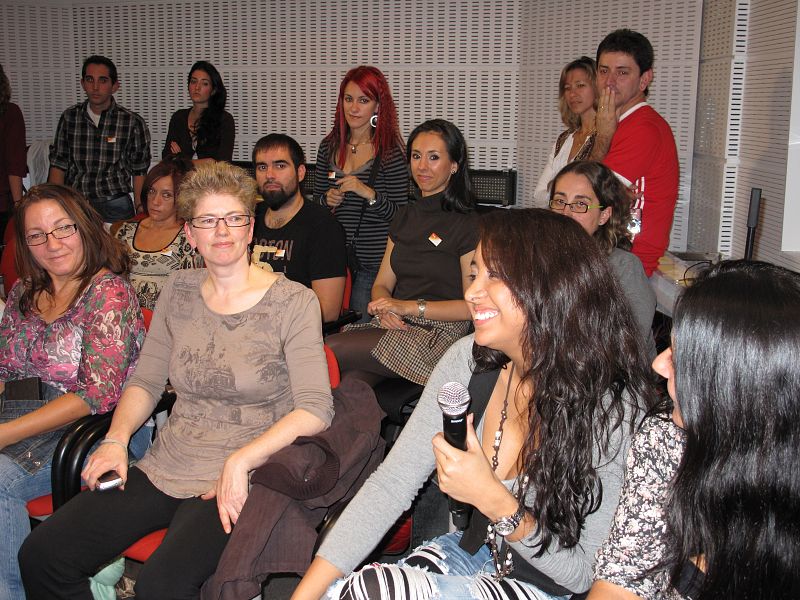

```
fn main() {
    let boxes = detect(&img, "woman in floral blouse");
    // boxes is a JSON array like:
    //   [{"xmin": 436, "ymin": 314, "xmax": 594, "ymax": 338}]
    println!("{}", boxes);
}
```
[
  {"xmin": 590, "ymin": 260, "xmax": 800, "ymax": 600},
  {"xmin": 0, "ymin": 184, "xmax": 144, "ymax": 600}
]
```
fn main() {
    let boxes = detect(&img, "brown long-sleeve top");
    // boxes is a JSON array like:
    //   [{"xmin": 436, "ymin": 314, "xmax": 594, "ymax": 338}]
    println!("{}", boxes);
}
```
[{"xmin": 131, "ymin": 270, "xmax": 334, "ymax": 498}]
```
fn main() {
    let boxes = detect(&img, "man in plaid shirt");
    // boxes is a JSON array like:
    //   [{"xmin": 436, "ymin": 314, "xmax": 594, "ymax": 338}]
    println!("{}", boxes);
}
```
[{"xmin": 48, "ymin": 55, "xmax": 151, "ymax": 223}]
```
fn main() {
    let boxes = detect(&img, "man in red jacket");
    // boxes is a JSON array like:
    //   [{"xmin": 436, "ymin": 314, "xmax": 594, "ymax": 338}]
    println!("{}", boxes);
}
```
[{"xmin": 590, "ymin": 29, "xmax": 679, "ymax": 277}]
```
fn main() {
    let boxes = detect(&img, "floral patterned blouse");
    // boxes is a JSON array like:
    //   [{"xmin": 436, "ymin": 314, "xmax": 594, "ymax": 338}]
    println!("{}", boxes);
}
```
[
  {"xmin": 593, "ymin": 416, "xmax": 687, "ymax": 599},
  {"xmin": 115, "ymin": 220, "xmax": 195, "ymax": 311},
  {"xmin": 0, "ymin": 273, "xmax": 145, "ymax": 414}
]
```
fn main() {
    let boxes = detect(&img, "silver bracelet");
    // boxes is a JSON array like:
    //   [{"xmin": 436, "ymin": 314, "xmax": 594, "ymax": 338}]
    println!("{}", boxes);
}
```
[{"xmin": 99, "ymin": 438, "xmax": 128, "ymax": 455}]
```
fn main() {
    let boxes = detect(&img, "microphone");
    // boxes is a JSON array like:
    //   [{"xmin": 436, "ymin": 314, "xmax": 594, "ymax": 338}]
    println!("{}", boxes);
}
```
[{"xmin": 437, "ymin": 381, "xmax": 473, "ymax": 529}]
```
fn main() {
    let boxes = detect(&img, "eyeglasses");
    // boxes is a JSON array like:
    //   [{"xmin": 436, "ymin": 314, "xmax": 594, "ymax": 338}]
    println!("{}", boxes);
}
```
[
  {"xmin": 549, "ymin": 198, "xmax": 604, "ymax": 214},
  {"xmin": 189, "ymin": 214, "xmax": 252, "ymax": 229},
  {"xmin": 25, "ymin": 224, "xmax": 78, "ymax": 246}
]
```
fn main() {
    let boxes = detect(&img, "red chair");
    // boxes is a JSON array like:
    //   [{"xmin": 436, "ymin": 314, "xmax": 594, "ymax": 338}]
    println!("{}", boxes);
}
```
[
  {"xmin": 0, "ymin": 233, "xmax": 18, "ymax": 294},
  {"xmin": 322, "ymin": 269, "xmax": 361, "ymax": 336}
]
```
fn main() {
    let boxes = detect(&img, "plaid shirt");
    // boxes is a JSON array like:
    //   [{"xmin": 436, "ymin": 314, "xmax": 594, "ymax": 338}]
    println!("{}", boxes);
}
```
[{"xmin": 49, "ymin": 98, "xmax": 151, "ymax": 201}]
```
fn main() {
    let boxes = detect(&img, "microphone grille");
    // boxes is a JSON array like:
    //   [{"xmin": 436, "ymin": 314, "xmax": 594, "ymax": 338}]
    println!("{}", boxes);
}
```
[{"xmin": 437, "ymin": 382, "xmax": 471, "ymax": 416}]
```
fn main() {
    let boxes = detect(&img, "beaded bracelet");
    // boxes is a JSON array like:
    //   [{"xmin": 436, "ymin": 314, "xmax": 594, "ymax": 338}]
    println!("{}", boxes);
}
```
[{"xmin": 99, "ymin": 438, "xmax": 128, "ymax": 455}]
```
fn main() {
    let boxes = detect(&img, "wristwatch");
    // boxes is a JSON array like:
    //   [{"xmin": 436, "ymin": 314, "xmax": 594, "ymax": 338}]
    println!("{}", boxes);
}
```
[
  {"xmin": 492, "ymin": 504, "xmax": 526, "ymax": 536},
  {"xmin": 417, "ymin": 298, "xmax": 427, "ymax": 319}
]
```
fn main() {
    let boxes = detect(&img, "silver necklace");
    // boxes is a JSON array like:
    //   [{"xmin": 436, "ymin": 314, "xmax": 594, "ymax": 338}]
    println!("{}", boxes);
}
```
[{"xmin": 485, "ymin": 363, "xmax": 530, "ymax": 581}]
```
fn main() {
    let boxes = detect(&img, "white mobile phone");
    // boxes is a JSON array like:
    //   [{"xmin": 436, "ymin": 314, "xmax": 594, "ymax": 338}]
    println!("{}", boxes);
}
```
[{"xmin": 96, "ymin": 470, "xmax": 124, "ymax": 491}]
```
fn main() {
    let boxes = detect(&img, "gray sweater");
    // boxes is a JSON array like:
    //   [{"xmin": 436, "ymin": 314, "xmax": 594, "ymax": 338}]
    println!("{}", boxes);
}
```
[
  {"xmin": 317, "ymin": 335, "xmax": 633, "ymax": 593},
  {"xmin": 610, "ymin": 248, "xmax": 657, "ymax": 359}
]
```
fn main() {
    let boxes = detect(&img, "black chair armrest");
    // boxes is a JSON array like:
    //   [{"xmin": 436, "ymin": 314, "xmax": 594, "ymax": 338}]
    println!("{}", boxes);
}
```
[
  {"xmin": 51, "ymin": 411, "xmax": 114, "ymax": 509},
  {"xmin": 322, "ymin": 309, "xmax": 361, "ymax": 336}
]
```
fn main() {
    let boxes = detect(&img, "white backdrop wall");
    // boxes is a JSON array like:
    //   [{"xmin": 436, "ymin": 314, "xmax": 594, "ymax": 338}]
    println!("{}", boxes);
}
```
[
  {"xmin": 687, "ymin": 0, "xmax": 800, "ymax": 271},
  {"xmin": 2, "ymin": 0, "xmax": 701, "ymax": 247}
]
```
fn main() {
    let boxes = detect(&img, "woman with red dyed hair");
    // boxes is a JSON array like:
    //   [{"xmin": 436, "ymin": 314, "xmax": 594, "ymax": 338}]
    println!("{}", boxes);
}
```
[{"xmin": 314, "ymin": 66, "xmax": 409, "ymax": 320}]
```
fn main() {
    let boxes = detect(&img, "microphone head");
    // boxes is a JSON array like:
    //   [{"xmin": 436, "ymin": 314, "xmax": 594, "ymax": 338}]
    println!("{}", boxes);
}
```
[{"xmin": 437, "ymin": 382, "xmax": 471, "ymax": 417}]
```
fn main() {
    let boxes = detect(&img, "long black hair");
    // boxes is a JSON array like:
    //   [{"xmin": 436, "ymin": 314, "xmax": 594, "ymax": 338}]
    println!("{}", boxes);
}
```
[
  {"xmin": 665, "ymin": 260, "xmax": 800, "ymax": 599},
  {"xmin": 188, "ymin": 61, "xmax": 227, "ymax": 151},
  {"xmin": 474, "ymin": 209, "xmax": 654, "ymax": 554},
  {"xmin": 407, "ymin": 119, "xmax": 476, "ymax": 213}
]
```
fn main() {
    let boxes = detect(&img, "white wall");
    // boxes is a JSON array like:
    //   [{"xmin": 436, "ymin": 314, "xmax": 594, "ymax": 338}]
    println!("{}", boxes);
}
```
[
  {"xmin": 689, "ymin": 0, "xmax": 800, "ymax": 270},
  {"xmin": 2, "ymin": 0, "xmax": 701, "ymax": 247}
]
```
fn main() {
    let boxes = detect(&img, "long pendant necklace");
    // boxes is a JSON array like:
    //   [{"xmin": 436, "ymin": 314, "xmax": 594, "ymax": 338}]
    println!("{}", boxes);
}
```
[{"xmin": 486, "ymin": 363, "xmax": 530, "ymax": 581}]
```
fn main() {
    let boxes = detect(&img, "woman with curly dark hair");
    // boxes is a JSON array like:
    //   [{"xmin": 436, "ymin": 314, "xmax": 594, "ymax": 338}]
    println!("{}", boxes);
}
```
[
  {"xmin": 294, "ymin": 209, "xmax": 655, "ymax": 600},
  {"xmin": 591, "ymin": 260, "xmax": 800, "ymax": 600},
  {"xmin": 549, "ymin": 160, "xmax": 655, "ymax": 356},
  {"xmin": 313, "ymin": 65, "xmax": 409, "ymax": 319},
  {"xmin": 163, "ymin": 61, "xmax": 235, "ymax": 164}
]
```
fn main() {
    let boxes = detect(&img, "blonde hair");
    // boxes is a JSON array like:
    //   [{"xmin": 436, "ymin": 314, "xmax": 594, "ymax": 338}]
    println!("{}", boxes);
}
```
[
  {"xmin": 558, "ymin": 57, "xmax": 597, "ymax": 130},
  {"xmin": 176, "ymin": 161, "xmax": 258, "ymax": 221}
]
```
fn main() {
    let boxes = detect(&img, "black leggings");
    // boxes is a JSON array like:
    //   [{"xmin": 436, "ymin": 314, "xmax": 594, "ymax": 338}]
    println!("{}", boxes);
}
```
[
  {"xmin": 19, "ymin": 467, "xmax": 230, "ymax": 600},
  {"xmin": 326, "ymin": 327, "xmax": 398, "ymax": 387}
]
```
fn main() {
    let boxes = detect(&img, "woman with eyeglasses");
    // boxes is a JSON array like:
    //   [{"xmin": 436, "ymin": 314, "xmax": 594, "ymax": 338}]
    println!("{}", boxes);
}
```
[
  {"xmin": 549, "ymin": 160, "xmax": 655, "ymax": 356},
  {"xmin": 589, "ymin": 260, "xmax": 800, "ymax": 599},
  {"xmin": 20, "ymin": 163, "xmax": 334, "ymax": 599},
  {"xmin": 111, "ymin": 156, "xmax": 197, "ymax": 310},
  {"xmin": 0, "ymin": 184, "xmax": 144, "ymax": 600},
  {"xmin": 533, "ymin": 57, "xmax": 598, "ymax": 207}
]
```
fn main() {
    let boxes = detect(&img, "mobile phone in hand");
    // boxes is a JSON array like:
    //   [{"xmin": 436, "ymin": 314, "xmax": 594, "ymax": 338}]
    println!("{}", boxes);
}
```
[{"xmin": 96, "ymin": 470, "xmax": 123, "ymax": 491}]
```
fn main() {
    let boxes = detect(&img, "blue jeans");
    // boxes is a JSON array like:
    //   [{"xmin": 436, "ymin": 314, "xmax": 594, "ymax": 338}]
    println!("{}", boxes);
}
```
[
  {"xmin": 0, "ymin": 452, "xmax": 53, "ymax": 600},
  {"xmin": 350, "ymin": 266, "xmax": 379, "ymax": 324},
  {"xmin": 89, "ymin": 193, "xmax": 135, "ymax": 223},
  {"xmin": 0, "ymin": 423, "xmax": 151, "ymax": 600},
  {"xmin": 327, "ymin": 531, "xmax": 571, "ymax": 600}
]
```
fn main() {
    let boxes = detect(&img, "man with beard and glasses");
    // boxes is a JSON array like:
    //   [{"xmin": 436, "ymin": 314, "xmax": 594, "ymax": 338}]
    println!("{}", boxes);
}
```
[{"xmin": 251, "ymin": 134, "xmax": 346, "ymax": 321}]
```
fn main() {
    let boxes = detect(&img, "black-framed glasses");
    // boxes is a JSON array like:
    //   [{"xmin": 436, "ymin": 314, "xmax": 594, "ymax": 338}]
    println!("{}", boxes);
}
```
[
  {"xmin": 189, "ymin": 214, "xmax": 252, "ymax": 229},
  {"xmin": 549, "ymin": 198, "xmax": 604, "ymax": 214},
  {"xmin": 25, "ymin": 224, "xmax": 78, "ymax": 246}
]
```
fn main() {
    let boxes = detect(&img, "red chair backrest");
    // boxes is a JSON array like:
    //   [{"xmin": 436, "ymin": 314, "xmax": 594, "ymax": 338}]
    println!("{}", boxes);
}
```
[
  {"xmin": 141, "ymin": 307, "xmax": 153, "ymax": 332},
  {"xmin": 1, "ymin": 234, "xmax": 19, "ymax": 293},
  {"xmin": 4, "ymin": 215, "xmax": 15, "ymax": 245},
  {"xmin": 324, "ymin": 344, "xmax": 340, "ymax": 389},
  {"xmin": 342, "ymin": 269, "xmax": 353, "ymax": 311}
]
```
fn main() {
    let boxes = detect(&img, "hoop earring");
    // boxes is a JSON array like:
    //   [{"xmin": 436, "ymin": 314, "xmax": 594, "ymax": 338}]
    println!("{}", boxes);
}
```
[{"xmin": 370, "ymin": 114, "xmax": 378, "ymax": 128}]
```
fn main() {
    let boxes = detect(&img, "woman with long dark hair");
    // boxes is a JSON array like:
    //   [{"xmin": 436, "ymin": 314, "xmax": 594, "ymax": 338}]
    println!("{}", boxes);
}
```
[
  {"xmin": 533, "ymin": 57, "xmax": 597, "ymax": 207},
  {"xmin": 313, "ymin": 65, "xmax": 409, "ymax": 318},
  {"xmin": 293, "ymin": 209, "xmax": 654, "ymax": 600},
  {"xmin": 0, "ymin": 184, "xmax": 144, "ymax": 600},
  {"xmin": 590, "ymin": 260, "xmax": 800, "ymax": 600},
  {"xmin": 163, "ymin": 61, "xmax": 235, "ymax": 164},
  {"xmin": 325, "ymin": 119, "xmax": 478, "ymax": 386},
  {"xmin": 549, "ymin": 160, "xmax": 655, "ymax": 355}
]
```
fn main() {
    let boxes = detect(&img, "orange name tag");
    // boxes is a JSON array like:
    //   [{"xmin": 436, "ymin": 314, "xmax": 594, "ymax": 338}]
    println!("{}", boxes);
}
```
[
  {"xmin": 428, "ymin": 233, "xmax": 442, "ymax": 247},
  {"xmin": 107, "ymin": 136, "xmax": 116, "ymax": 143}
]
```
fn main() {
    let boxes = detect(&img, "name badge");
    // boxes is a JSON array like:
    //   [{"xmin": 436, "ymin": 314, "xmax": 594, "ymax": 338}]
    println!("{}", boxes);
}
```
[
  {"xmin": 275, "ymin": 248, "xmax": 286, "ymax": 258},
  {"xmin": 107, "ymin": 136, "xmax": 116, "ymax": 143},
  {"xmin": 428, "ymin": 233, "xmax": 442, "ymax": 247}
]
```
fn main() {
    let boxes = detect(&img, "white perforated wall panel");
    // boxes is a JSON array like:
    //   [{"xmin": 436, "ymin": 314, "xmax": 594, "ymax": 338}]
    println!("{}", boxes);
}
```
[
  {"xmin": 733, "ymin": 0, "xmax": 800, "ymax": 270},
  {"xmin": 3, "ymin": 0, "xmax": 700, "ymax": 222},
  {"xmin": 518, "ymin": 0, "xmax": 702, "ymax": 252},
  {"xmin": 691, "ymin": 0, "xmax": 800, "ymax": 271}
]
